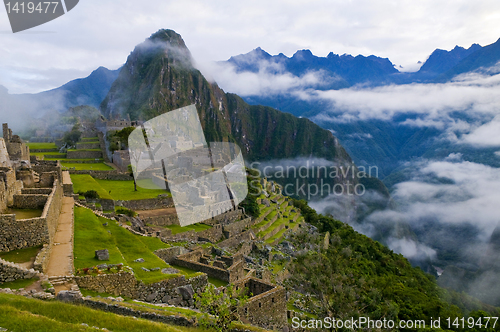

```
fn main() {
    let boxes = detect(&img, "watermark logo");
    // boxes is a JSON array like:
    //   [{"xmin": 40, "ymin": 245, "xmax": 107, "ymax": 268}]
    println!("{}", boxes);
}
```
[
  {"xmin": 128, "ymin": 104, "xmax": 248, "ymax": 227},
  {"xmin": 4, "ymin": 0, "xmax": 79, "ymax": 33}
]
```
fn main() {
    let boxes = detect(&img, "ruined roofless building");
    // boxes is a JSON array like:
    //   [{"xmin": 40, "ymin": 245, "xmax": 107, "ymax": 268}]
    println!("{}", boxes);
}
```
[{"xmin": 3, "ymin": 123, "xmax": 29, "ymax": 161}]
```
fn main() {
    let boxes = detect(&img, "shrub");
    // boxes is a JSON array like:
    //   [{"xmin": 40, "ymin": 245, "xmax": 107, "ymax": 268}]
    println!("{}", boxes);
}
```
[
  {"xmin": 79, "ymin": 190, "xmax": 99, "ymax": 199},
  {"xmin": 115, "ymin": 207, "xmax": 137, "ymax": 217}
]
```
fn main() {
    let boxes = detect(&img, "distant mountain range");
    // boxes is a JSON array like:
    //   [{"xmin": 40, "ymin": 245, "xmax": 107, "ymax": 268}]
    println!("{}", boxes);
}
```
[
  {"xmin": 225, "ymin": 38, "xmax": 500, "ymax": 88},
  {"xmin": 219, "ymin": 38, "xmax": 500, "ymax": 180}
]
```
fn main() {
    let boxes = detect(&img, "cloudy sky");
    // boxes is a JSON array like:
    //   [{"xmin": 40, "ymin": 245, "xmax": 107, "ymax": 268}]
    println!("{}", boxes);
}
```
[{"xmin": 1, "ymin": 0, "xmax": 500, "ymax": 93}]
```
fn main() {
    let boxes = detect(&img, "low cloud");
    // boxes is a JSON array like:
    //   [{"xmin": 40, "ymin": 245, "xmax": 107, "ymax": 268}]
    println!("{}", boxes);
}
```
[
  {"xmin": 387, "ymin": 237, "xmax": 436, "ymax": 261},
  {"xmin": 199, "ymin": 60, "xmax": 341, "ymax": 97}
]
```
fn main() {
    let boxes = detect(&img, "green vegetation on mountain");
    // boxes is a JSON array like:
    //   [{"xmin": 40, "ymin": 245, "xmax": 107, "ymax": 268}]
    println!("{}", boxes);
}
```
[{"xmin": 288, "ymin": 199, "xmax": 500, "ymax": 331}]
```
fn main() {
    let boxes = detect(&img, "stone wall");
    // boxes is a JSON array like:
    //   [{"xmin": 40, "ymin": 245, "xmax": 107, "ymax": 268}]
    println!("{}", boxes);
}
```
[
  {"xmin": 43, "ymin": 179, "xmax": 63, "ymax": 244},
  {"xmin": 21, "ymin": 188, "xmax": 52, "ymax": 195},
  {"xmin": 0, "ymin": 168, "xmax": 23, "ymax": 212},
  {"xmin": 173, "ymin": 258, "xmax": 230, "ymax": 283},
  {"xmin": 75, "ymin": 272, "xmax": 138, "ymax": 298},
  {"xmin": 99, "ymin": 199, "xmax": 115, "ymax": 211},
  {"xmin": 136, "ymin": 274, "xmax": 207, "ymax": 307},
  {"xmin": 218, "ymin": 229, "xmax": 256, "ymax": 249},
  {"xmin": 141, "ymin": 214, "xmax": 179, "ymax": 226},
  {"xmin": 202, "ymin": 208, "xmax": 244, "ymax": 226},
  {"xmin": 223, "ymin": 217, "xmax": 253, "ymax": 238},
  {"xmin": 0, "ymin": 258, "xmax": 38, "ymax": 283},
  {"xmin": 197, "ymin": 224, "xmax": 223, "ymax": 243},
  {"xmin": 235, "ymin": 277, "xmax": 287, "ymax": 330},
  {"xmin": 68, "ymin": 170, "xmax": 132, "ymax": 180},
  {"xmin": 161, "ymin": 230, "xmax": 198, "ymax": 242},
  {"xmin": 154, "ymin": 246, "xmax": 189, "ymax": 264},
  {"xmin": 80, "ymin": 298, "xmax": 195, "ymax": 327},
  {"xmin": 76, "ymin": 142, "xmax": 100, "ymax": 150},
  {"xmin": 253, "ymin": 208, "xmax": 274, "ymax": 225},
  {"xmin": 13, "ymin": 194, "xmax": 48, "ymax": 209},
  {"xmin": 75, "ymin": 272, "xmax": 207, "ymax": 308},
  {"xmin": 0, "ymin": 179, "xmax": 62, "ymax": 252},
  {"xmin": 32, "ymin": 160, "xmax": 62, "ymax": 181},
  {"xmin": 253, "ymin": 214, "xmax": 278, "ymax": 235},
  {"xmin": 0, "ymin": 215, "xmax": 48, "ymax": 252},
  {"xmin": 66, "ymin": 150, "xmax": 103, "ymax": 159},
  {"xmin": 33, "ymin": 244, "xmax": 50, "ymax": 272},
  {"xmin": 174, "ymin": 248, "xmax": 244, "ymax": 284},
  {"xmin": 116, "ymin": 197, "xmax": 174, "ymax": 211},
  {"xmin": 112, "ymin": 150, "xmax": 130, "ymax": 172}
]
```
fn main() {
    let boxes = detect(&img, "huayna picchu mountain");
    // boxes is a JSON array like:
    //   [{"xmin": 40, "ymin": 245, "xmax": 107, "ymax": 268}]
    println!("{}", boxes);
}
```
[
  {"xmin": 101, "ymin": 29, "xmax": 351, "ymax": 162},
  {"xmin": 100, "ymin": 29, "xmax": 390, "ymax": 221}
]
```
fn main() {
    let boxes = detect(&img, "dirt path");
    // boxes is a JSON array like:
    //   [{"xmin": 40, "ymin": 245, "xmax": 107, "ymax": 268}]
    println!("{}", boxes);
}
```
[
  {"xmin": 46, "ymin": 196, "xmax": 74, "ymax": 291},
  {"xmin": 136, "ymin": 207, "xmax": 177, "ymax": 218}
]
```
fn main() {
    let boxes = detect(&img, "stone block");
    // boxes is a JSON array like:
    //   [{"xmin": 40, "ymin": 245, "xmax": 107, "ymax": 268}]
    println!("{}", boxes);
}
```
[{"xmin": 95, "ymin": 249, "xmax": 109, "ymax": 261}]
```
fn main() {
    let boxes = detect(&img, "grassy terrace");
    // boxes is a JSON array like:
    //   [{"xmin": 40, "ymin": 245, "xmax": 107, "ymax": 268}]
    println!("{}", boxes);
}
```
[
  {"xmin": 26, "ymin": 142, "xmax": 57, "ymax": 150},
  {"xmin": 0, "ymin": 277, "xmax": 38, "ymax": 290},
  {"xmin": 68, "ymin": 148, "xmax": 102, "ymax": 152},
  {"xmin": 257, "ymin": 217, "xmax": 289, "ymax": 238},
  {"xmin": 96, "ymin": 178, "xmax": 170, "ymax": 200},
  {"xmin": 31, "ymin": 152, "xmax": 66, "ymax": 158},
  {"xmin": 62, "ymin": 163, "xmax": 114, "ymax": 171},
  {"xmin": 252, "ymin": 213, "xmax": 275, "ymax": 231},
  {"xmin": 81, "ymin": 137, "xmax": 99, "ymax": 142},
  {"xmin": 71, "ymin": 174, "xmax": 170, "ymax": 201},
  {"xmin": 164, "ymin": 223, "xmax": 212, "ymax": 235},
  {"xmin": 0, "ymin": 293, "xmax": 205, "ymax": 332},
  {"xmin": 74, "ymin": 207, "xmax": 193, "ymax": 284},
  {"xmin": 71, "ymin": 174, "xmax": 113, "ymax": 199},
  {"xmin": 0, "ymin": 245, "xmax": 42, "ymax": 264},
  {"xmin": 258, "ymin": 205, "xmax": 274, "ymax": 216},
  {"xmin": 265, "ymin": 223, "xmax": 294, "ymax": 244}
]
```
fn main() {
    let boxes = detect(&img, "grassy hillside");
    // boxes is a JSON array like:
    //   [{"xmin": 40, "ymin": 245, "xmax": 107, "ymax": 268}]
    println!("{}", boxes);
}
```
[{"xmin": 0, "ymin": 292, "xmax": 204, "ymax": 332}]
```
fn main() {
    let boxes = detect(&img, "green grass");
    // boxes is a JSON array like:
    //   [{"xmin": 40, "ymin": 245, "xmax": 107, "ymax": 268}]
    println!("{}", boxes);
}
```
[
  {"xmin": 139, "ymin": 236, "xmax": 172, "ymax": 252},
  {"xmin": 208, "ymin": 277, "xmax": 227, "ymax": 288},
  {"xmin": 62, "ymin": 162, "xmax": 114, "ymax": 171},
  {"xmin": 26, "ymin": 142, "xmax": 57, "ymax": 150},
  {"xmin": 68, "ymin": 148, "xmax": 102, "ymax": 152},
  {"xmin": 71, "ymin": 174, "xmax": 171, "ymax": 201},
  {"xmin": 5, "ymin": 208, "xmax": 43, "ymax": 219},
  {"xmin": 265, "ymin": 227, "xmax": 289, "ymax": 244},
  {"xmin": 0, "ymin": 277, "xmax": 38, "ymax": 289},
  {"xmin": 168, "ymin": 265, "xmax": 200, "ymax": 278},
  {"xmin": 164, "ymin": 223, "xmax": 212, "ymax": 235},
  {"xmin": 258, "ymin": 217, "xmax": 288, "ymax": 238},
  {"xmin": 74, "ymin": 207, "xmax": 182, "ymax": 284},
  {"xmin": 71, "ymin": 174, "xmax": 113, "ymax": 199},
  {"xmin": 73, "ymin": 207, "xmax": 124, "ymax": 269},
  {"xmin": 0, "ymin": 245, "xmax": 42, "ymax": 263},
  {"xmin": 0, "ymin": 292, "xmax": 204, "ymax": 332},
  {"xmin": 96, "ymin": 179, "xmax": 170, "ymax": 201}
]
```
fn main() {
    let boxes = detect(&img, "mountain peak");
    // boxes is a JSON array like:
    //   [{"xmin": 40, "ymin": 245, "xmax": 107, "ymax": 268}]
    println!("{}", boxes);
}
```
[
  {"xmin": 148, "ymin": 29, "xmax": 186, "ymax": 46},
  {"xmin": 292, "ymin": 49, "xmax": 314, "ymax": 60}
]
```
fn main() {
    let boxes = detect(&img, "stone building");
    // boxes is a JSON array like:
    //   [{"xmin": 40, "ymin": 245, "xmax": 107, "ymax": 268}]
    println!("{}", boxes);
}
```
[
  {"xmin": 0, "ymin": 124, "xmax": 65, "ymax": 273},
  {"xmin": 2, "ymin": 123, "xmax": 29, "ymax": 162},
  {"xmin": 235, "ymin": 277, "xmax": 287, "ymax": 330}
]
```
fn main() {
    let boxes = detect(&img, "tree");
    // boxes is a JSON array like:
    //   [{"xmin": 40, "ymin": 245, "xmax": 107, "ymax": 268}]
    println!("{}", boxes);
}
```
[
  {"xmin": 114, "ymin": 126, "xmax": 135, "ymax": 149},
  {"xmin": 127, "ymin": 164, "xmax": 137, "ymax": 191},
  {"xmin": 194, "ymin": 284, "xmax": 248, "ymax": 332},
  {"xmin": 239, "ymin": 168, "xmax": 261, "ymax": 218},
  {"xmin": 62, "ymin": 123, "xmax": 82, "ymax": 148}
]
